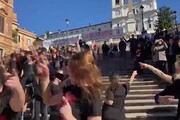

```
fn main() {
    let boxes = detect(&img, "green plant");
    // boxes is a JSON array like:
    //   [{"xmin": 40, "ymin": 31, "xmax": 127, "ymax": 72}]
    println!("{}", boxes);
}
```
[
  {"xmin": 155, "ymin": 6, "xmax": 175, "ymax": 30},
  {"xmin": 12, "ymin": 29, "xmax": 18, "ymax": 43}
]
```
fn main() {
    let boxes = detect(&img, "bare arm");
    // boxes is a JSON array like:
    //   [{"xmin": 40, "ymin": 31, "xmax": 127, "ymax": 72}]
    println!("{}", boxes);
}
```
[
  {"xmin": 140, "ymin": 63, "xmax": 172, "ymax": 84},
  {"xmin": 88, "ymin": 117, "xmax": 101, "ymax": 120},
  {"xmin": 41, "ymin": 78, "xmax": 63, "ymax": 106},
  {"xmin": 76, "ymin": 42, "xmax": 81, "ymax": 52},
  {"xmin": 104, "ymin": 99, "xmax": 113, "ymax": 105},
  {"xmin": 129, "ymin": 71, "xmax": 138, "ymax": 85},
  {"xmin": 123, "ymin": 37, "xmax": 129, "ymax": 42},
  {"xmin": 10, "ymin": 86, "xmax": 25, "ymax": 112}
]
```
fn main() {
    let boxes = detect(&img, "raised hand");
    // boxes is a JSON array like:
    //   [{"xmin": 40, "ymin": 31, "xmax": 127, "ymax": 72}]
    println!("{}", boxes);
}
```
[
  {"xmin": 59, "ymin": 97, "xmax": 76, "ymax": 120},
  {"xmin": 34, "ymin": 57, "xmax": 49, "ymax": 81},
  {"xmin": 139, "ymin": 62, "xmax": 148, "ymax": 69},
  {"xmin": 4, "ymin": 69, "xmax": 22, "ymax": 91},
  {"xmin": 132, "ymin": 71, "xmax": 138, "ymax": 77}
]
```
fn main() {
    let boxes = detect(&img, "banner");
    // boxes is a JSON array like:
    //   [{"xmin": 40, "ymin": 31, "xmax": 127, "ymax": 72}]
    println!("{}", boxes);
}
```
[
  {"xmin": 43, "ymin": 28, "xmax": 124, "ymax": 48},
  {"xmin": 82, "ymin": 28, "xmax": 123, "ymax": 41},
  {"xmin": 43, "ymin": 36, "xmax": 79, "ymax": 48}
]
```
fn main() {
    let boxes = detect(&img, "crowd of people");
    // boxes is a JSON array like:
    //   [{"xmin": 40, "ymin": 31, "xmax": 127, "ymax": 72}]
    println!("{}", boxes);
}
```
[
  {"xmin": 0, "ymin": 30, "xmax": 180, "ymax": 120},
  {"xmin": 102, "ymin": 30, "xmax": 180, "ymax": 75}
]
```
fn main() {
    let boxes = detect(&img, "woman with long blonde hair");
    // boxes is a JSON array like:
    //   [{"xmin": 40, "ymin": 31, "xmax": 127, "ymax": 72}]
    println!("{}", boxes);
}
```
[{"xmin": 39, "ymin": 50, "xmax": 102, "ymax": 120}]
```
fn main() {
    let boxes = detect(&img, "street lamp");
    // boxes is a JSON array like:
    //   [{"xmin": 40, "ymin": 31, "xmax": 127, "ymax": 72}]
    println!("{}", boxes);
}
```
[
  {"xmin": 140, "ymin": 5, "xmax": 145, "ymax": 33},
  {"xmin": 65, "ymin": 19, "xmax": 70, "ymax": 44},
  {"xmin": 173, "ymin": 11, "xmax": 178, "ymax": 34}
]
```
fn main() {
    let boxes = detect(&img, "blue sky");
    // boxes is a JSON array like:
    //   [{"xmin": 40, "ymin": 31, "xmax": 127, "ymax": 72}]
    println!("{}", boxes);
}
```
[{"xmin": 14, "ymin": 0, "xmax": 180, "ymax": 35}]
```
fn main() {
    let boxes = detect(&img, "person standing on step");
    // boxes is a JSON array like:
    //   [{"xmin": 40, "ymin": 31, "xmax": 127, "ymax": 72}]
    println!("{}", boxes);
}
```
[
  {"xmin": 102, "ymin": 41, "xmax": 110, "ymax": 60},
  {"xmin": 102, "ymin": 71, "xmax": 137, "ymax": 120},
  {"xmin": 134, "ymin": 42, "xmax": 144, "ymax": 74},
  {"xmin": 152, "ymin": 39, "xmax": 168, "ymax": 73},
  {"xmin": 123, "ymin": 35, "xmax": 137, "ymax": 58},
  {"xmin": 119, "ymin": 38, "xmax": 126, "ymax": 58},
  {"xmin": 166, "ymin": 38, "xmax": 177, "ymax": 74}
]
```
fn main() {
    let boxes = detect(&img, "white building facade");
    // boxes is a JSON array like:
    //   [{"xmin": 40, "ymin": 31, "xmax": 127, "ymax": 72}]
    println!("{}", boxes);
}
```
[
  {"xmin": 42, "ymin": 0, "xmax": 158, "ymax": 48},
  {"xmin": 43, "ymin": 22, "xmax": 115, "ymax": 48},
  {"xmin": 112, "ymin": 0, "xmax": 158, "ymax": 35}
]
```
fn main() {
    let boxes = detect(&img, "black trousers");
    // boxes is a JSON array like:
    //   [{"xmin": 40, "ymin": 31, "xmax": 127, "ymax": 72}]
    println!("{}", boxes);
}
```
[
  {"xmin": 120, "ymin": 50, "xmax": 126, "ymax": 58},
  {"xmin": 103, "ymin": 53, "xmax": 108, "ymax": 60},
  {"xmin": 21, "ymin": 74, "xmax": 35, "ymax": 90},
  {"xmin": 156, "ymin": 61, "xmax": 167, "ymax": 73},
  {"xmin": 167, "ymin": 55, "xmax": 176, "ymax": 74},
  {"xmin": 34, "ymin": 100, "xmax": 48, "ymax": 120},
  {"xmin": 130, "ymin": 48, "xmax": 135, "ymax": 58},
  {"xmin": 134, "ymin": 57, "xmax": 144, "ymax": 74}
]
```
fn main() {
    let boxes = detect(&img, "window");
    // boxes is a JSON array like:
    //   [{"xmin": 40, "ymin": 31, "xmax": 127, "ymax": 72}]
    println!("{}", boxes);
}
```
[
  {"xmin": 27, "ymin": 39, "xmax": 32, "ymax": 46},
  {"xmin": 76, "ymin": 31, "xmax": 78, "ymax": 33},
  {"xmin": 148, "ymin": 18, "xmax": 152, "ymax": 29},
  {"xmin": 133, "ymin": 9, "xmax": 136, "ymax": 14},
  {"xmin": 71, "ymin": 31, "xmax": 73, "ymax": 34},
  {"xmin": 0, "ymin": 16, "xmax": 4, "ymax": 33},
  {"xmin": 149, "ymin": 23, "xmax": 152, "ymax": 29},
  {"xmin": 133, "ymin": 9, "xmax": 139, "ymax": 14},
  {"xmin": 98, "ymin": 28, "xmax": 101, "ymax": 32},
  {"xmin": 115, "ymin": 10, "xmax": 121, "ymax": 16},
  {"xmin": 115, "ymin": 0, "xmax": 119, "ymax": 5},
  {"xmin": 18, "ymin": 35, "xmax": 21, "ymax": 42},
  {"xmin": 0, "ymin": 49, "xmax": 3, "ymax": 59}
]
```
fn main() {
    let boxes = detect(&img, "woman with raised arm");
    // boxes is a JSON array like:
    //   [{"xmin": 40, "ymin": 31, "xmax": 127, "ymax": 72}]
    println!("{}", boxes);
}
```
[
  {"xmin": 102, "ymin": 71, "xmax": 137, "ymax": 120},
  {"xmin": 39, "ymin": 50, "xmax": 102, "ymax": 120},
  {"xmin": 139, "ymin": 62, "xmax": 180, "ymax": 119}
]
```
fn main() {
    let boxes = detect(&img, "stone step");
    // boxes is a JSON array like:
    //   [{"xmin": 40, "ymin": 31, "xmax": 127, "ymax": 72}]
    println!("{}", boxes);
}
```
[
  {"xmin": 126, "ymin": 112, "xmax": 176, "ymax": 120},
  {"xmin": 102, "ymin": 80, "xmax": 158, "ymax": 86},
  {"xmin": 125, "ymin": 105, "xmax": 177, "ymax": 113},
  {"xmin": 125, "ymin": 99, "xmax": 178, "ymax": 106},
  {"xmin": 126, "ymin": 94, "xmax": 156, "ymax": 100},
  {"xmin": 102, "ymin": 77, "xmax": 154, "ymax": 81},
  {"xmin": 101, "ymin": 94, "xmax": 156, "ymax": 100},
  {"xmin": 102, "ymin": 84, "xmax": 161, "ymax": 91},
  {"xmin": 100, "ymin": 97, "xmax": 178, "ymax": 106},
  {"xmin": 102, "ymin": 89, "xmax": 163, "ymax": 98},
  {"xmin": 128, "ymin": 89, "xmax": 163, "ymax": 95}
]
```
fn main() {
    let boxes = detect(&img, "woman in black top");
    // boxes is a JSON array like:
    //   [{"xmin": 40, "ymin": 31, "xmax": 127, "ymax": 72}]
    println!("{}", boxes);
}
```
[
  {"xmin": 140, "ymin": 62, "xmax": 180, "ymax": 119},
  {"xmin": 39, "ymin": 50, "xmax": 102, "ymax": 120},
  {"xmin": 102, "ymin": 71, "xmax": 137, "ymax": 120}
]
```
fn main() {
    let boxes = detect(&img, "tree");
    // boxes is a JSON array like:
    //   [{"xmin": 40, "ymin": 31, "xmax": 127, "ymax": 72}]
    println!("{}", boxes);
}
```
[
  {"xmin": 12, "ymin": 29, "xmax": 19, "ymax": 43},
  {"xmin": 156, "ymin": 6, "xmax": 175, "ymax": 30}
]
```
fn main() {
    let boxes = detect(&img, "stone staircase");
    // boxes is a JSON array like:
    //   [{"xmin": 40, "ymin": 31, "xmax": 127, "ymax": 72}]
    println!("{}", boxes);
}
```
[{"xmin": 101, "ymin": 75, "xmax": 178, "ymax": 120}]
